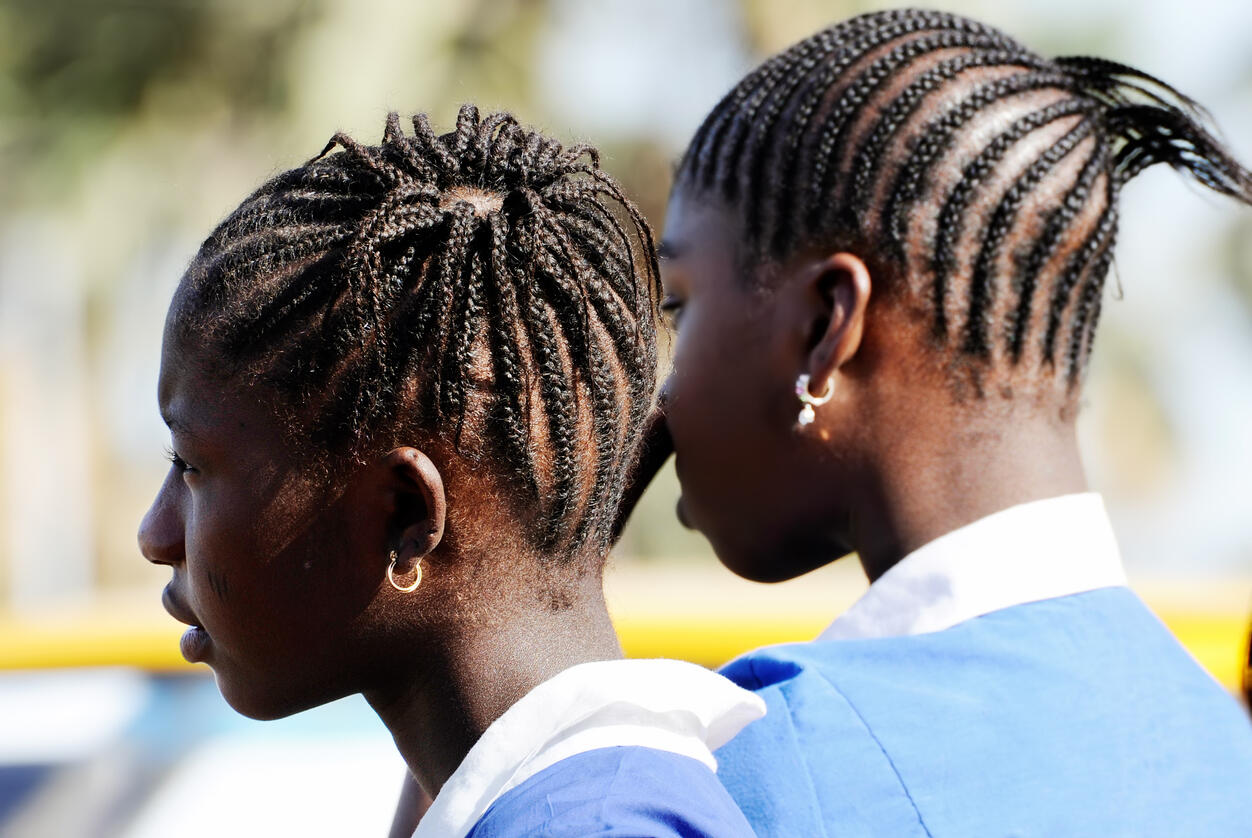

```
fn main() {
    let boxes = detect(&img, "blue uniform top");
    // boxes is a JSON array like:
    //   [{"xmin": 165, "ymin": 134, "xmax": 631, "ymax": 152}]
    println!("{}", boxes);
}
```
[
  {"xmin": 470, "ymin": 746, "xmax": 757, "ymax": 837},
  {"xmin": 716, "ymin": 495, "xmax": 1252, "ymax": 837},
  {"xmin": 414, "ymin": 658, "xmax": 764, "ymax": 838},
  {"xmin": 716, "ymin": 585, "xmax": 1252, "ymax": 837}
]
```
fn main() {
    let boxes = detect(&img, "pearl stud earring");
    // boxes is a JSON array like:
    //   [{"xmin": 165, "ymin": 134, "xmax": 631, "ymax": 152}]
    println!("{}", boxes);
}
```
[{"xmin": 795, "ymin": 373, "xmax": 835, "ymax": 427}]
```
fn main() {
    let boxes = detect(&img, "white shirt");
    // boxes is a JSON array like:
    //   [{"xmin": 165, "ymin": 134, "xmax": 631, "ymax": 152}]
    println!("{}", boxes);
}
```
[
  {"xmin": 413, "ymin": 658, "xmax": 766, "ymax": 838},
  {"xmin": 820, "ymin": 492, "xmax": 1128, "ymax": 641}
]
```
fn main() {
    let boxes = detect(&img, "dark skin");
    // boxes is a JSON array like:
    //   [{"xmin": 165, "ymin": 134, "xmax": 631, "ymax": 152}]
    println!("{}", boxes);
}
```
[
  {"xmin": 386, "ymin": 184, "xmax": 1092, "ymax": 833},
  {"xmin": 652, "ymin": 185, "xmax": 1088, "ymax": 584},
  {"xmin": 140, "ymin": 307, "xmax": 623, "ymax": 800}
]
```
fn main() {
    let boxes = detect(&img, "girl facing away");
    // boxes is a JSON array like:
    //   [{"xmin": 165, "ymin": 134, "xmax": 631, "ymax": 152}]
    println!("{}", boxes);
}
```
[
  {"xmin": 138, "ymin": 105, "xmax": 764, "ymax": 838},
  {"xmin": 634, "ymin": 7, "xmax": 1252, "ymax": 837}
]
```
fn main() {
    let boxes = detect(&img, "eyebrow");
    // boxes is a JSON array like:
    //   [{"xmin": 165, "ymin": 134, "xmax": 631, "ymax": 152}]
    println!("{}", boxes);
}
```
[{"xmin": 161, "ymin": 410, "xmax": 198, "ymax": 439}]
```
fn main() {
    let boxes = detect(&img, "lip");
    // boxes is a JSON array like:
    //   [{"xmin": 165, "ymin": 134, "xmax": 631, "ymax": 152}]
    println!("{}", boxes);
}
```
[
  {"xmin": 162, "ymin": 584, "xmax": 211, "ymax": 663},
  {"xmin": 161, "ymin": 584, "xmax": 200, "ymax": 627},
  {"xmin": 179, "ymin": 626, "xmax": 211, "ymax": 663}
]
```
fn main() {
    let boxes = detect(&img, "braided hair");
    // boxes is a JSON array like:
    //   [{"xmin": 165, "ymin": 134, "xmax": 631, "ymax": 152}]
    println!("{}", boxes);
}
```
[
  {"xmin": 174, "ymin": 105, "xmax": 659, "ymax": 556},
  {"xmin": 677, "ymin": 8, "xmax": 1252, "ymax": 389}
]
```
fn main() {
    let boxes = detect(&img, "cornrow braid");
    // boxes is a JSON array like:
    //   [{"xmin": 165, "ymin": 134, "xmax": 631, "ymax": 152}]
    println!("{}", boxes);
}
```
[
  {"xmin": 177, "ymin": 105, "xmax": 660, "ymax": 556},
  {"xmin": 807, "ymin": 43, "xmax": 1044, "ymax": 245},
  {"xmin": 879, "ymin": 68, "xmax": 1075, "ymax": 262},
  {"xmin": 1006, "ymin": 138, "xmax": 1108, "ymax": 363},
  {"xmin": 744, "ymin": 12, "xmax": 1012, "ymax": 246},
  {"xmin": 675, "ymin": 8, "xmax": 1252, "ymax": 392},
  {"xmin": 963, "ymin": 118, "xmax": 1097, "ymax": 356},
  {"xmin": 1043, "ymin": 197, "xmax": 1119, "ymax": 367},
  {"xmin": 929, "ymin": 98, "xmax": 1097, "ymax": 346}
]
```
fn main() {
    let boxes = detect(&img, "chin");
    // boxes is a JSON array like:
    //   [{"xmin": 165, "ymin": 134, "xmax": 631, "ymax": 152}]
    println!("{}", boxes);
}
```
[
  {"xmin": 213, "ymin": 671, "xmax": 340, "ymax": 722},
  {"xmin": 713, "ymin": 536, "xmax": 854, "ymax": 583}
]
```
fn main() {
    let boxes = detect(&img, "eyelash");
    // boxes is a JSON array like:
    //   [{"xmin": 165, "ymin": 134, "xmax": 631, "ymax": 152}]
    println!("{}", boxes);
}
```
[
  {"xmin": 164, "ymin": 447, "xmax": 194, "ymax": 474},
  {"xmin": 659, "ymin": 295, "xmax": 684, "ymax": 327}
]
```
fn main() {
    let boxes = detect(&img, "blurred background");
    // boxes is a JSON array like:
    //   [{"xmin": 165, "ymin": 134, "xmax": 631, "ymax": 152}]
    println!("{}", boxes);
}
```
[{"xmin": 0, "ymin": 0, "xmax": 1249, "ymax": 834}]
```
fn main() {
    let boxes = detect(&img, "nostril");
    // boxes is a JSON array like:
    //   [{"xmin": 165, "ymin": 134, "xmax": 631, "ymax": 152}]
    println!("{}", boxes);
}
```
[{"xmin": 139, "ymin": 524, "xmax": 174, "ymax": 567}]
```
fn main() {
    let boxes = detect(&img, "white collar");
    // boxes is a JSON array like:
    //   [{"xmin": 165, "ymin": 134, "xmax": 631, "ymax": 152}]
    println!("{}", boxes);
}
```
[
  {"xmin": 413, "ymin": 658, "xmax": 766, "ymax": 838},
  {"xmin": 820, "ymin": 492, "xmax": 1128, "ymax": 641}
]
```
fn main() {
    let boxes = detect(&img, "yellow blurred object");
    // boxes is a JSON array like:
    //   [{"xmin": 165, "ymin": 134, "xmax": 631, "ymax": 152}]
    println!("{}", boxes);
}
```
[
  {"xmin": 1160, "ymin": 612, "xmax": 1247, "ymax": 691},
  {"xmin": 0, "ymin": 566, "xmax": 1248, "ymax": 694}
]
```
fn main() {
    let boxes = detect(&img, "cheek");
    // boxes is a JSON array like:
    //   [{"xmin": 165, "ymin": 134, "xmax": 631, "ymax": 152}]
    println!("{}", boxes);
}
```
[
  {"xmin": 669, "ymin": 311, "xmax": 781, "ymax": 458},
  {"xmin": 182, "ymin": 488, "xmax": 283, "ymax": 631},
  {"xmin": 672, "ymin": 317, "xmax": 736, "ymax": 415},
  {"xmin": 667, "ymin": 324, "xmax": 782, "ymax": 530},
  {"xmin": 195, "ymin": 502, "xmax": 381, "ymax": 651}
]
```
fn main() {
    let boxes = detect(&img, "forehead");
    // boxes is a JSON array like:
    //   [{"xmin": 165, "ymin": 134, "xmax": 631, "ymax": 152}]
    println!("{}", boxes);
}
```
[
  {"xmin": 157, "ymin": 329, "xmax": 289, "ymax": 455},
  {"xmin": 659, "ymin": 187, "xmax": 745, "ymax": 282}
]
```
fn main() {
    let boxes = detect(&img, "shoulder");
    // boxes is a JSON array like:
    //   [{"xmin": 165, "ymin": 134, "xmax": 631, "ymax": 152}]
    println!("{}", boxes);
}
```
[
  {"xmin": 467, "ymin": 746, "xmax": 756, "ymax": 838},
  {"xmin": 716, "ymin": 641, "xmax": 934, "ymax": 838},
  {"xmin": 715, "ymin": 594, "xmax": 1252, "ymax": 836}
]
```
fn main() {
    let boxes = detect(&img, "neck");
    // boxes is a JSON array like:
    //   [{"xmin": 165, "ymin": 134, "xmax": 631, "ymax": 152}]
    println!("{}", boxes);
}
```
[
  {"xmin": 852, "ymin": 401, "xmax": 1087, "ymax": 582},
  {"xmin": 363, "ymin": 567, "xmax": 622, "ymax": 798}
]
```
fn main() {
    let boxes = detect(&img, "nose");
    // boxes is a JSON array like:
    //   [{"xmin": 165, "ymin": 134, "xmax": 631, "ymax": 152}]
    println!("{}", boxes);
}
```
[{"xmin": 138, "ymin": 470, "xmax": 185, "ymax": 567}]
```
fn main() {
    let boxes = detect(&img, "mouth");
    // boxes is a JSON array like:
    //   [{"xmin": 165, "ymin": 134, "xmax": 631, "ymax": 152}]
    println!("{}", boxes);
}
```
[{"xmin": 161, "ymin": 584, "xmax": 210, "ymax": 664}]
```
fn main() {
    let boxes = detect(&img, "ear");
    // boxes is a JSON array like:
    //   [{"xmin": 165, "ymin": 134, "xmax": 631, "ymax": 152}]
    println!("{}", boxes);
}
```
[
  {"xmin": 800, "ymin": 252, "xmax": 872, "ymax": 387},
  {"xmin": 382, "ymin": 447, "xmax": 446, "ymax": 572}
]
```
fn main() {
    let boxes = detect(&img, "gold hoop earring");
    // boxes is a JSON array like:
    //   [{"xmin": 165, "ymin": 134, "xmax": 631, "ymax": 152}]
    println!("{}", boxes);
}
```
[
  {"xmin": 795, "ymin": 373, "xmax": 835, "ymax": 427},
  {"xmin": 387, "ymin": 550, "xmax": 423, "ymax": 593}
]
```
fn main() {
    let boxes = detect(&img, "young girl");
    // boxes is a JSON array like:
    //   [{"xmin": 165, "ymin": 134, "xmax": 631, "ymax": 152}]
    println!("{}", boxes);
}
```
[
  {"xmin": 641, "ymin": 8, "xmax": 1252, "ymax": 836},
  {"xmin": 138, "ymin": 105, "xmax": 763, "ymax": 837}
]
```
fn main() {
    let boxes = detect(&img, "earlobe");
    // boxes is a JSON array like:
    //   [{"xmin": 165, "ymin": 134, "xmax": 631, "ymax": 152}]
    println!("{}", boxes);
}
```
[
  {"xmin": 384, "ymin": 447, "xmax": 447, "ymax": 568},
  {"xmin": 804, "ymin": 252, "xmax": 872, "ymax": 386}
]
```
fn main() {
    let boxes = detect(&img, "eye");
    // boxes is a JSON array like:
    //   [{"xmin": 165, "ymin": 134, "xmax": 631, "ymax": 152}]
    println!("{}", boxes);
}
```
[
  {"xmin": 659, "ymin": 294, "xmax": 685, "ymax": 328},
  {"xmin": 164, "ymin": 446, "xmax": 196, "ymax": 475}
]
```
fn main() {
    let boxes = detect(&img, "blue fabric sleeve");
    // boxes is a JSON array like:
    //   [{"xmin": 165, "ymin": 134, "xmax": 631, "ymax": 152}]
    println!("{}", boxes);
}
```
[
  {"xmin": 717, "ymin": 655, "xmax": 930, "ymax": 838},
  {"xmin": 715, "ymin": 588, "xmax": 1252, "ymax": 837},
  {"xmin": 468, "ymin": 746, "xmax": 757, "ymax": 837}
]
